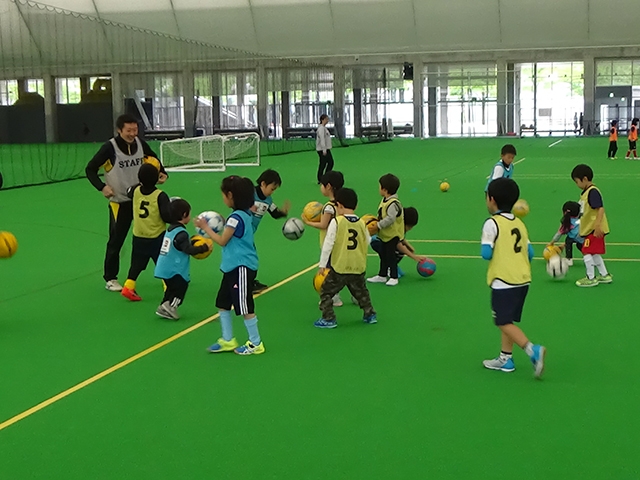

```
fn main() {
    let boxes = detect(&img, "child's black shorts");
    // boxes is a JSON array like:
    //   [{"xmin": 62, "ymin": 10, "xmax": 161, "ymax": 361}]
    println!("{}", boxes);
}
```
[
  {"xmin": 491, "ymin": 285, "xmax": 529, "ymax": 326},
  {"xmin": 216, "ymin": 266, "xmax": 257, "ymax": 316},
  {"xmin": 629, "ymin": 140, "xmax": 637, "ymax": 150}
]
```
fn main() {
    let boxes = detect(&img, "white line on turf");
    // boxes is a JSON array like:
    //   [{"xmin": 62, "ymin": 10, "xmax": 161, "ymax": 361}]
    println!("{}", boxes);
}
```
[{"xmin": 548, "ymin": 139, "xmax": 563, "ymax": 148}]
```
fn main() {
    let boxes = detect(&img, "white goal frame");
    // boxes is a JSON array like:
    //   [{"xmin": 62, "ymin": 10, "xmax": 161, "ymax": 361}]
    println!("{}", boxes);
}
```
[{"xmin": 160, "ymin": 132, "xmax": 260, "ymax": 172}]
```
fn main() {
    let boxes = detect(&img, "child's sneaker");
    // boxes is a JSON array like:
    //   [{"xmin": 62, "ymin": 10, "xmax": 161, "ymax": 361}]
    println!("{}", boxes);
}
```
[
  {"xmin": 314, "ymin": 318, "xmax": 337, "ymax": 329},
  {"xmin": 105, "ymin": 280, "xmax": 123, "ymax": 292},
  {"xmin": 207, "ymin": 337, "xmax": 239, "ymax": 353},
  {"xmin": 576, "ymin": 277, "xmax": 599, "ymax": 287},
  {"xmin": 530, "ymin": 344, "xmax": 546, "ymax": 378},
  {"xmin": 483, "ymin": 357, "xmax": 515, "ymax": 372},
  {"xmin": 252, "ymin": 280, "xmax": 269, "ymax": 294},
  {"xmin": 596, "ymin": 273, "xmax": 613, "ymax": 284},
  {"xmin": 566, "ymin": 258, "xmax": 573, "ymax": 266},
  {"xmin": 155, "ymin": 301, "xmax": 179, "ymax": 320},
  {"xmin": 386, "ymin": 278, "xmax": 399, "ymax": 286},
  {"xmin": 121, "ymin": 287, "xmax": 142, "ymax": 301},
  {"xmin": 332, "ymin": 294, "xmax": 343, "ymax": 307},
  {"xmin": 363, "ymin": 314, "xmax": 377, "ymax": 324},
  {"xmin": 234, "ymin": 341, "xmax": 265, "ymax": 355},
  {"xmin": 626, "ymin": 156, "xmax": 631, "ymax": 160},
  {"xmin": 367, "ymin": 275, "xmax": 387, "ymax": 284}
]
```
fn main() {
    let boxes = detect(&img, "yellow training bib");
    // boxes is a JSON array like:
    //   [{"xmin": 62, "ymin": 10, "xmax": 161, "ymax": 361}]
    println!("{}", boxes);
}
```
[
  {"xmin": 133, "ymin": 188, "xmax": 165, "ymax": 238},
  {"xmin": 487, "ymin": 214, "xmax": 532, "ymax": 286},
  {"xmin": 331, "ymin": 216, "xmax": 369, "ymax": 274}
]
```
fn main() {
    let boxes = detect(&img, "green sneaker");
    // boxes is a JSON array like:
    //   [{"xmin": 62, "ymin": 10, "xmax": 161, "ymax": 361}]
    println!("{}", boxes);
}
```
[
  {"xmin": 596, "ymin": 273, "xmax": 613, "ymax": 284},
  {"xmin": 576, "ymin": 277, "xmax": 599, "ymax": 287}
]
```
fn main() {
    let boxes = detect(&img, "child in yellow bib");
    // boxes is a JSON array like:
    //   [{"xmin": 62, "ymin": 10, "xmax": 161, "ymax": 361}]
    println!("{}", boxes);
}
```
[
  {"xmin": 314, "ymin": 188, "xmax": 376, "ymax": 328},
  {"xmin": 367, "ymin": 173, "xmax": 404, "ymax": 286},
  {"xmin": 121, "ymin": 163, "xmax": 172, "ymax": 302},
  {"xmin": 303, "ymin": 170, "xmax": 345, "ymax": 306},
  {"xmin": 481, "ymin": 178, "xmax": 546, "ymax": 379},
  {"xmin": 571, "ymin": 164, "xmax": 612, "ymax": 287}
]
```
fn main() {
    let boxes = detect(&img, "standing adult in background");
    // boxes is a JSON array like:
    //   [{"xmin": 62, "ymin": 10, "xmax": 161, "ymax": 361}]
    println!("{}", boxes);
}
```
[
  {"xmin": 316, "ymin": 114, "xmax": 334, "ymax": 184},
  {"xmin": 86, "ymin": 114, "xmax": 168, "ymax": 292}
]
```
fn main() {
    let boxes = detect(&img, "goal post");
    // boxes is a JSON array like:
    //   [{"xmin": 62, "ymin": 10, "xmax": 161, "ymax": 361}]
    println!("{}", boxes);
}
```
[{"xmin": 160, "ymin": 133, "xmax": 260, "ymax": 172}]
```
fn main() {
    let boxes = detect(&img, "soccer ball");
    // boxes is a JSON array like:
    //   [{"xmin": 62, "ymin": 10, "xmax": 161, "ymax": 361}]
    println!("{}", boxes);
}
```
[
  {"xmin": 512, "ymin": 199, "xmax": 529, "ymax": 218},
  {"xmin": 302, "ymin": 201, "xmax": 323, "ymax": 222},
  {"xmin": 196, "ymin": 211, "xmax": 225, "ymax": 237},
  {"xmin": 440, "ymin": 181, "xmax": 450, "ymax": 192},
  {"xmin": 543, "ymin": 245, "xmax": 562, "ymax": 261},
  {"xmin": 0, "ymin": 231, "xmax": 18, "ymax": 259},
  {"xmin": 361, "ymin": 215, "xmax": 378, "ymax": 235},
  {"xmin": 546, "ymin": 255, "xmax": 569, "ymax": 279},
  {"xmin": 143, "ymin": 156, "xmax": 161, "ymax": 171},
  {"xmin": 417, "ymin": 258, "xmax": 437, "ymax": 277},
  {"xmin": 190, "ymin": 235, "xmax": 213, "ymax": 260},
  {"xmin": 283, "ymin": 218, "xmax": 305, "ymax": 240},
  {"xmin": 313, "ymin": 269, "xmax": 329, "ymax": 293}
]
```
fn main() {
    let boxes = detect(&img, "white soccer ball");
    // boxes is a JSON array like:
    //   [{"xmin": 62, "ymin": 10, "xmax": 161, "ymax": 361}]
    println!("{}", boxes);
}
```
[
  {"xmin": 282, "ymin": 217, "xmax": 305, "ymax": 240},
  {"xmin": 196, "ymin": 211, "xmax": 225, "ymax": 237},
  {"xmin": 546, "ymin": 255, "xmax": 569, "ymax": 279}
]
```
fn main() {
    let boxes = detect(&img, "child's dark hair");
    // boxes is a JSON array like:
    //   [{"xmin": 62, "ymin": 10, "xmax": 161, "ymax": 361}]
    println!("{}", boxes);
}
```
[
  {"xmin": 170, "ymin": 198, "xmax": 191, "ymax": 223},
  {"xmin": 256, "ymin": 169, "xmax": 282, "ymax": 187},
  {"xmin": 501, "ymin": 144, "xmax": 517, "ymax": 156},
  {"xmin": 487, "ymin": 178, "xmax": 520, "ymax": 211},
  {"xmin": 612, "ymin": 119, "xmax": 618, "ymax": 126},
  {"xmin": 404, "ymin": 207, "xmax": 419, "ymax": 227},
  {"xmin": 320, "ymin": 170, "xmax": 344, "ymax": 190},
  {"xmin": 319, "ymin": 114, "xmax": 328, "ymax": 122},
  {"xmin": 379, "ymin": 173, "xmax": 400, "ymax": 195},
  {"xmin": 632, "ymin": 118, "xmax": 639, "ymax": 126},
  {"xmin": 560, "ymin": 201, "xmax": 580, "ymax": 232},
  {"xmin": 571, "ymin": 164, "xmax": 594, "ymax": 181},
  {"xmin": 138, "ymin": 163, "xmax": 159, "ymax": 188},
  {"xmin": 221, "ymin": 176, "xmax": 255, "ymax": 211},
  {"xmin": 335, "ymin": 187, "xmax": 358, "ymax": 210}
]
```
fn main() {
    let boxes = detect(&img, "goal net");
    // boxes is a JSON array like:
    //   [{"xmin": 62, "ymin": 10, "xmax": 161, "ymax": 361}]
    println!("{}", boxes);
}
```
[{"xmin": 160, "ymin": 133, "xmax": 260, "ymax": 172}]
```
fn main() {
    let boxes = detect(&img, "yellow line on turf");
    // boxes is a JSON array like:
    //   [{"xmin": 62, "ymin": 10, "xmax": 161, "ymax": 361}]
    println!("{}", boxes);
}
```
[
  {"xmin": 368, "ymin": 253, "xmax": 640, "ymax": 262},
  {"xmin": 410, "ymin": 239, "xmax": 640, "ymax": 247},
  {"xmin": 0, "ymin": 263, "xmax": 318, "ymax": 433}
]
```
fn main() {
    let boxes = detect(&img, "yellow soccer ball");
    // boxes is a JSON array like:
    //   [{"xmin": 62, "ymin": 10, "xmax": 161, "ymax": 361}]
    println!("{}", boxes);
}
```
[
  {"xmin": 302, "ymin": 201, "xmax": 323, "ymax": 222},
  {"xmin": 512, "ymin": 199, "xmax": 530, "ymax": 218},
  {"xmin": 361, "ymin": 214, "xmax": 378, "ymax": 235},
  {"xmin": 191, "ymin": 235, "xmax": 213, "ymax": 260},
  {"xmin": 543, "ymin": 245, "xmax": 562, "ymax": 261},
  {"xmin": 440, "ymin": 181, "xmax": 450, "ymax": 192},
  {"xmin": 313, "ymin": 269, "xmax": 329, "ymax": 293},
  {"xmin": 0, "ymin": 231, "xmax": 18, "ymax": 259}
]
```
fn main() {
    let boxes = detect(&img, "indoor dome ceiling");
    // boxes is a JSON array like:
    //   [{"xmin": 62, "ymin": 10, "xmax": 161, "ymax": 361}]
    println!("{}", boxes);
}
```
[{"xmin": 7, "ymin": 0, "xmax": 640, "ymax": 58}]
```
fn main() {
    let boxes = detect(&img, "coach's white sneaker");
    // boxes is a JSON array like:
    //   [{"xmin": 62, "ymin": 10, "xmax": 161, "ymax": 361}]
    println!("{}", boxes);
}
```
[
  {"xmin": 105, "ymin": 280, "xmax": 123, "ymax": 292},
  {"xmin": 367, "ymin": 275, "xmax": 387, "ymax": 284},
  {"xmin": 566, "ymin": 259, "xmax": 574, "ymax": 266},
  {"xmin": 385, "ymin": 278, "xmax": 399, "ymax": 286}
]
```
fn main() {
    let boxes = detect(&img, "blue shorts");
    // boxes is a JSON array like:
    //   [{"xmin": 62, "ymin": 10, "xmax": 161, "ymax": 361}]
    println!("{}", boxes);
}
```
[{"xmin": 491, "ymin": 285, "xmax": 529, "ymax": 326}]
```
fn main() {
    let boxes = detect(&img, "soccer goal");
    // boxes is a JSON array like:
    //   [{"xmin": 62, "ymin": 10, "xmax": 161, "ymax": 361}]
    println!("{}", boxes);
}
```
[{"xmin": 160, "ymin": 132, "xmax": 260, "ymax": 172}]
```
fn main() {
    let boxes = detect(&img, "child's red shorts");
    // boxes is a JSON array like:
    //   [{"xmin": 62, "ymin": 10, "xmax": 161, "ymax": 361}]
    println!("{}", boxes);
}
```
[{"xmin": 582, "ymin": 234, "xmax": 606, "ymax": 255}]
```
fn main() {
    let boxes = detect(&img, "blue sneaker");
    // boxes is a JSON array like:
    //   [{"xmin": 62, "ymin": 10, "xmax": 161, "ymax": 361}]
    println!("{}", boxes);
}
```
[
  {"xmin": 397, "ymin": 266, "xmax": 405, "ymax": 278},
  {"xmin": 314, "ymin": 318, "xmax": 337, "ymax": 329},
  {"xmin": 530, "ymin": 345, "xmax": 546, "ymax": 378},
  {"xmin": 363, "ymin": 314, "xmax": 377, "ymax": 324},
  {"xmin": 483, "ymin": 356, "xmax": 515, "ymax": 372}
]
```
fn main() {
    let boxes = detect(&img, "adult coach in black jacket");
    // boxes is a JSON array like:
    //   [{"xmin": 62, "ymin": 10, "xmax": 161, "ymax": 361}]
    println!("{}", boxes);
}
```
[{"xmin": 86, "ymin": 114, "xmax": 168, "ymax": 292}]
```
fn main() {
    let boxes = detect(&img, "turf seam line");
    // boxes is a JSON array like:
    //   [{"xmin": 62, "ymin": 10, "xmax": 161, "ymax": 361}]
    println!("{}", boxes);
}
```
[{"xmin": 0, "ymin": 263, "xmax": 318, "ymax": 433}]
